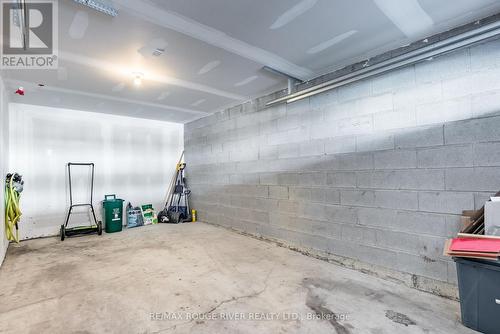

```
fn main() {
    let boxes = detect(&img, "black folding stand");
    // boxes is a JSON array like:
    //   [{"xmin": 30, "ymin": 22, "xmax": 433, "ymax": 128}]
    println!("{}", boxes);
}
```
[{"xmin": 60, "ymin": 163, "xmax": 102, "ymax": 241}]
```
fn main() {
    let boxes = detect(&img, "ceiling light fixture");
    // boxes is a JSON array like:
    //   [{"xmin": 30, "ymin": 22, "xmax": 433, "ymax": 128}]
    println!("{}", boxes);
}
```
[
  {"xmin": 73, "ymin": 0, "xmax": 118, "ymax": 17},
  {"xmin": 133, "ymin": 72, "xmax": 143, "ymax": 86}
]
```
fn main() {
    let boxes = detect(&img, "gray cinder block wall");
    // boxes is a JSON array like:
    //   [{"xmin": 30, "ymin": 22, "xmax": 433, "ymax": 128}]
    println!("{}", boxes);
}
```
[{"xmin": 184, "ymin": 39, "xmax": 500, "ymax": 298}]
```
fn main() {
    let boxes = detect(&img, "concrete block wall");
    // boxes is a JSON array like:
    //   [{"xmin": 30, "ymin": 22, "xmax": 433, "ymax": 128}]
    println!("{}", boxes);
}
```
[{"xmin": 184, "ymin": 39, "xmax": 500, "ymax": 297}]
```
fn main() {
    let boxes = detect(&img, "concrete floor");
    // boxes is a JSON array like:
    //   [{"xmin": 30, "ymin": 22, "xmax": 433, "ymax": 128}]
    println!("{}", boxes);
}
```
[{"xmin": 0, "ymin": 223, "xmax": 475, "ymax": 334}]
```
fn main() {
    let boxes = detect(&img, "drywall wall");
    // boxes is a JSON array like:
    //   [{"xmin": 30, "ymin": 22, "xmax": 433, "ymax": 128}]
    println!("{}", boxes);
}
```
[
  {"xmin": 184, "ymin": 38, "xmax": 500, "ymax": 298},
  {"xmin": 0, "ymin": 78, "xmax": 9, "ymax": 266},
  {"xmin": 8, "ymin": 104, "xmax": 183, "ymax": 239}
]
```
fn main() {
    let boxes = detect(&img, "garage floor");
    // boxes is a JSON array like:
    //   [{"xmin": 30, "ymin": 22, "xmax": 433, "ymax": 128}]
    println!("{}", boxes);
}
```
[{"xmin": 0, "ymin": 223, "xmax": 473, "ymax": 334}]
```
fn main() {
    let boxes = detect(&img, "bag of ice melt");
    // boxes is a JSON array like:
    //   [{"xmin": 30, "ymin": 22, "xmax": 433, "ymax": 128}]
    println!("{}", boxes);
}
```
[{"xmin": 127, "ymin": 202, "xmax": 143, "ymax": 228}]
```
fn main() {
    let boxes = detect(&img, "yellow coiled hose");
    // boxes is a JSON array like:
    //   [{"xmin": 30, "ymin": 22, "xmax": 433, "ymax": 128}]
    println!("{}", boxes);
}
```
[{"xmin": 5, "ymin": 174, "xmax": 22, "ymax": 243}]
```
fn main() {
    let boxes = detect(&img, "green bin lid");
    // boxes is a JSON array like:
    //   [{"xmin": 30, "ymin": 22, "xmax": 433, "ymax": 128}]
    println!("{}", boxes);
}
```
[{"xmin": 103, "ymin": 194, "xmax": 124, "ymax": 203}]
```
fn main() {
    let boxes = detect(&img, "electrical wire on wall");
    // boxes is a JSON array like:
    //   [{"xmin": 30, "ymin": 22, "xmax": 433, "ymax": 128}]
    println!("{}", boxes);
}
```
[{"xmin": 5, "ymin": 173, "xmax": 24, "ymax": 243}]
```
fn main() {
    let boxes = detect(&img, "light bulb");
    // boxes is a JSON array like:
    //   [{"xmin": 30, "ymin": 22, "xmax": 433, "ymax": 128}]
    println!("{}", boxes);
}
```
[{"xmin": 132, "ymin": 72, "xmax": 144, "ymax": 86}]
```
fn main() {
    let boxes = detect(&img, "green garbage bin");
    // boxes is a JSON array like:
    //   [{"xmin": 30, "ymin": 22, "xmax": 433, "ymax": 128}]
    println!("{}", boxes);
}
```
[{"xmin": 102, "ymin": 194, "xmax": 124, "ymax": 233}]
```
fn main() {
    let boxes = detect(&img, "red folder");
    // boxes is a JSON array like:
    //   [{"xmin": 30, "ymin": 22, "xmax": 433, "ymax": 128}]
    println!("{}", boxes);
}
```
[{"xmin": 450, "ymin": 238, "xmax": 500, "ymax": 253}]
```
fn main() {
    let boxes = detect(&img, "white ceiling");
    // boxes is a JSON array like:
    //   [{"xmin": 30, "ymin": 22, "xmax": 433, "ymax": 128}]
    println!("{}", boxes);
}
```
[{"xmin": 2, "ymin": 0, "xmax": 500, "ymax": 123}]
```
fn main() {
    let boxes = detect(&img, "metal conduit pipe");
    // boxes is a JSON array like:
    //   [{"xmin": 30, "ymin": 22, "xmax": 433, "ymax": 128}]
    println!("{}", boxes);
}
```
[{"xmin": 266, "ymin": 15, "xmax": 500, "ymax": 106}]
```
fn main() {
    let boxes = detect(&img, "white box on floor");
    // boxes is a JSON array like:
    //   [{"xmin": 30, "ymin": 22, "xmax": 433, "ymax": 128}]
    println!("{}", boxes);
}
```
[{"xmin": 485, "ymin": 200, "xmax": 500, "ymax": 236}]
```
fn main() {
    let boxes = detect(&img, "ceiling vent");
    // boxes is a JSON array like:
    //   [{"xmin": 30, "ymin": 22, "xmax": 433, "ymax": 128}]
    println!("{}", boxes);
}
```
[
  {"xmin": 152, "ymin": 48, "xmax": 165, "ymax": 57},
  {"xmin": 138, "ymin": 39, "xmax": 168, "ymax": 58}
]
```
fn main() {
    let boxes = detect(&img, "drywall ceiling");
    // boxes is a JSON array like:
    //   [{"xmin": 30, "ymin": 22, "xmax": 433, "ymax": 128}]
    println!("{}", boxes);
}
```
[{"xmin": 2, "ymin": 0, "xmax": 500, "ymax": 123}]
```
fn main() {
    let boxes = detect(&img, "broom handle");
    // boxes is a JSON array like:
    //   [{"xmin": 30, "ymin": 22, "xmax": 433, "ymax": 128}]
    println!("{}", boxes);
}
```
[{"xmin": 164, "ymin": 151, "xmax": 184, "ymax": 207}]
